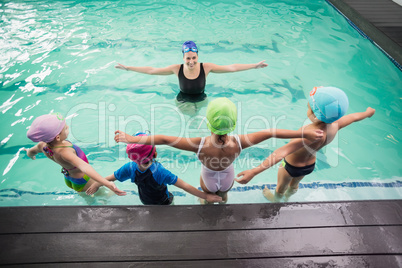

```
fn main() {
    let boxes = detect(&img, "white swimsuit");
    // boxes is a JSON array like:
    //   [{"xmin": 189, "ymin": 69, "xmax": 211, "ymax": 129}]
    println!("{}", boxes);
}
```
[{"xmin": 197, "ymin": 135, "xmax": 242, "ymax": 193}]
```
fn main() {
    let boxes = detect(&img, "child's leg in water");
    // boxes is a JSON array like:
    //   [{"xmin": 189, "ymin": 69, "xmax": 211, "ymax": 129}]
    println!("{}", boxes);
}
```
[
  {"xmin": 284, "ymin": 176, "xmax": 304, "ymax": 201},
  {"xmin": 199, "ymin": 176, "xmax": 233, "ymax": 204},
  {"xmin": 199, "ymin": 176, "xmax": 213, "ymax": 204},
  {"xmin": 263, "ymin": 167, "xmax": 293, "ymax": 202}
]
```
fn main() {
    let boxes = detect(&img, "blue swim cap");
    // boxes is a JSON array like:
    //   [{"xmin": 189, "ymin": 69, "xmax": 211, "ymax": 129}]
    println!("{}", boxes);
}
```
[
  {"xmin": 182, "ymin": 41, "xmax": 198, "ymax": 54},
  {"xmin": 308, "ymin": 86, "xmax": 349, "ymax": 123}
]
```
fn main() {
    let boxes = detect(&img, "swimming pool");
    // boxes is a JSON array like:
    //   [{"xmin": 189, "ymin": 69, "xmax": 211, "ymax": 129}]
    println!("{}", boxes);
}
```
[{"xmin": 1, "ymin": 0, "xmax": 401, "ymax": 206}]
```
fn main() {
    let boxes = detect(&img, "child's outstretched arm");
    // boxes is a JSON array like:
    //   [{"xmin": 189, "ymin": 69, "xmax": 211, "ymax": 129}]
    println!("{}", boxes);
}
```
[
  {"xmin": 235, "ymin": 138, "xmax": 308, "ymax": 184},
  {"xmin": 61, "ymin": 151, "xmax": 126, "ymax": 196},
  {"xmin": 114, "ymin": 130, "xmax": 201, "ymax": 153},
  {"xmin": 239, "ymin": 128, "xmax": 323, "ymax": 149},
  {"xmin": 336, "ymin": 107, "xmax": 375, "ymax": 130},
  {"xmin": 174, "ymin": 178, "xmax": 222, "ymax": 203},
  {"xmin": 23, "ymin": 142, "xmax": 46, "ymax": 160}
]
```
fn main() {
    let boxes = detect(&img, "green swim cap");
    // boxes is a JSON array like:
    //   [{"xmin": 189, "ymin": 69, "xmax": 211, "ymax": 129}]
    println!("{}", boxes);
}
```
[{"xmin": 206, "ymin": 97, "xmax": 237, "ymax": 135}]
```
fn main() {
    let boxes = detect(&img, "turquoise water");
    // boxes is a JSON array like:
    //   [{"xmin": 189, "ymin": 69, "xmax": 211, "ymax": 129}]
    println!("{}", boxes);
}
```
[{"xmin": 1, "ymin": 0, "xmax": 401, "ymax": 206}]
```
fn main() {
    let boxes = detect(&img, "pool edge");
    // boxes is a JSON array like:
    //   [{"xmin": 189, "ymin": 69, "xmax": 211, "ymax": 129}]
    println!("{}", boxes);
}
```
[{"xmin": 326, "ymin": 0, "xmax": 402, "ymax": 70}]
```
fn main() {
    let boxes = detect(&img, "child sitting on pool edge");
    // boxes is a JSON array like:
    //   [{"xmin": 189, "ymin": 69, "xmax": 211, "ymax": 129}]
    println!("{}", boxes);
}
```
[
  {"xmin": 236, "ymin": 86, "xmax": 375, "ymax": 202},
  {"xmin": 24, "ymin": 113, "xmax": 126, "ymax": 196},
  {"xmin": 86, "ymin": 132, "xmax": 222, "ymax": 205}
]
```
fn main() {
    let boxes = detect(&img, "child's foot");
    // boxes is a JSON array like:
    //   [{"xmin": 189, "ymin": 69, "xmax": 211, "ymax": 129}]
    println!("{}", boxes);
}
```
[{"xmin": 263, "ymin": 186, "xmax": 276, "ymax": 202}]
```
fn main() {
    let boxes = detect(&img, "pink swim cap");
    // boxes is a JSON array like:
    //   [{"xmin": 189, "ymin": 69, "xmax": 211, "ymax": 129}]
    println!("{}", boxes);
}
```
[
  {"xmin": 27, "ymin": 113, "xmax": 66, "ymax": 143},
  {"xmin": 126, "ymin": 133, "xmax": 156, "ymax": 164}
]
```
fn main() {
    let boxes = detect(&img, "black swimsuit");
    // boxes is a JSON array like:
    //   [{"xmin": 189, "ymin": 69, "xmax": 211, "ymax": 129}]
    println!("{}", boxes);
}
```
[
  {"xmin": 282, "ymin": 158, "xmax": 315, "ymax": 177},
  {"xmin": 177, "ymin": 63, "xmax": 207, "ymax": 103}
]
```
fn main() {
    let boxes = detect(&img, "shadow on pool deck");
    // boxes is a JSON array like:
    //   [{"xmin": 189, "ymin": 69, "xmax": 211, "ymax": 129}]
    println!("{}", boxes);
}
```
[{"xmin": 0, "ymin": 200, "xmax": 401, "ymax": 266}]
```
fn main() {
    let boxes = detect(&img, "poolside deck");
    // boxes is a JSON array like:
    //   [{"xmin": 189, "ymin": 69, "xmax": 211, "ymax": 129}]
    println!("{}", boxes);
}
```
[
  {"xmin": 0, "ymin": 200, "xmax": 401, "ymax": 266},
  {"xmin": 328, "ymin": 0, "xmax": 402, "ymax": 66}
]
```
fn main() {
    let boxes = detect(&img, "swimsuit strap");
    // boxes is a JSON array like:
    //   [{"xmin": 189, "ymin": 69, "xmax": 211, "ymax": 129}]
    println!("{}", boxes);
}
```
[
  {"xmin": 233, "ymin": 134, "xmax": 242, "ymax": 153},
  {"xmin": 43, "ymin": 146, "xmax": 54, "ymax": 158},
  {"xmin": 52, "ymin": 140, "xmax": 74, "ymax": 149},
  {"xmin": 44, "ymin": 141, "xmax": 73, "ymax": 159},
  {"xmin": 52, "ymin": 145, "xmax": 73, "ymax": 148},
  {"xmin": 196, "ymin": 137, "xmax": 206, "ymax": 158}
]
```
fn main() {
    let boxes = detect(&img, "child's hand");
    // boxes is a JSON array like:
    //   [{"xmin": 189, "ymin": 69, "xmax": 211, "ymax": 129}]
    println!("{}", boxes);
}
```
[
  {"xmin": 303, "ymin": 129, "xmax": 324, "ymax": 142},
  {"xmin": 366, "ymin": 107, "xmax": 375, "ymax": 117},
  {"xmin": 205, "ymin": 193, "xmax": 223, "ymax": 203},
  {"xmin": 23, "ymin": 148, "xmax": 36, "ymax": 160},
  {"xmin": 114, "ymin": 130, "xmax": 130, "ymax": 143},
  {"xmin": 235, "ymin": 169, "xmax": 256, "ymax": 184},
  {"xmin": 115, "ymin": 63, "xmax": 128, "ymax": 71},
  {"xmin": 108, "ymin": 181, "xmax": 127, "ymax": 196},
  {"xmin": 86, "ymin": 182, "xmax": 102, "ymax": 195}
]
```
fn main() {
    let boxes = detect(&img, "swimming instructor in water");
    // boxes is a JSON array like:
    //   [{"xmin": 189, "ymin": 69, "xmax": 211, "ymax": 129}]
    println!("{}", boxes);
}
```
[{"xmin": 115, "ymin": 41, "xmax": 268, "ymax": 102}]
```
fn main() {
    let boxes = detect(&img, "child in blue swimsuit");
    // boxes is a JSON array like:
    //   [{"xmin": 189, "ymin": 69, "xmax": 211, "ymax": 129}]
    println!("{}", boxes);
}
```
[
  {"xmin": 86, "ymin": 132, "xmax": 222, "ymax": 205},
  {"xmin": 24, "ymin": 113, "xmax": 126, "ymax": 196},
  {"xmin": 236, "ymin": 87, "xmax": 375, "ymax": 202}
]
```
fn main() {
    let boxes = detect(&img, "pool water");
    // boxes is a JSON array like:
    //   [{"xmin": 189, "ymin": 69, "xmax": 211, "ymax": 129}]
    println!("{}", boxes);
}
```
[{"xmin": 1, "ymin": 0, "xmax": 401, "ymax": 206}]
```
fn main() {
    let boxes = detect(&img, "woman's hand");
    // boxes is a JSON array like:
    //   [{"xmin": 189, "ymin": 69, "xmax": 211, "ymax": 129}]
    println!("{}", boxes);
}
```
[{"xmin": 255, "ymin": 60, "xmax": 268, "ymax": 69}]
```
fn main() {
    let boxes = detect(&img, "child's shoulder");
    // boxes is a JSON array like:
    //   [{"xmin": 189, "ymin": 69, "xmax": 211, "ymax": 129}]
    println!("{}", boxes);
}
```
[
  {"xmin": 149, "ymin": 161, "xmax": 178, "ymax": 184},
  {"xmin": 151, "ymin": 161, "xmax": 167, "ymax": 171},
  {"xmin": 150, "ymin": 161, "xmax": 175, "ymax": 175}
]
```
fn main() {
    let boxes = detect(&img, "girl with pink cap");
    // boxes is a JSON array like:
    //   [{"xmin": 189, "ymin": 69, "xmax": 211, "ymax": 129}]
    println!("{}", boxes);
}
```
[{"xmin": 24, "ymin": 113, "xmax": 126, "ymax": 196}]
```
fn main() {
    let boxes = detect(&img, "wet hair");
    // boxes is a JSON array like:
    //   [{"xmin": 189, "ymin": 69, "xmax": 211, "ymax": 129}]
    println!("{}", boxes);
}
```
[{"xmin": 217, "ymin": 134, "xmax": 227, "ymax": 146}]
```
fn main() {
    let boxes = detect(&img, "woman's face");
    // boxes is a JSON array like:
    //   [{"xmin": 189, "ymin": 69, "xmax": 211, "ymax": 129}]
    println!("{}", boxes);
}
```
[{"xmin": 183, "ymin": 51, "xmax": 198, "ymax": 70}]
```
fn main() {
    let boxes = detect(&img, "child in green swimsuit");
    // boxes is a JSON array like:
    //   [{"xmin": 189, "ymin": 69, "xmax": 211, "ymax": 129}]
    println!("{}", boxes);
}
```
[
  {"xmin": 236, "ymin": 87, "xmax": 375, "ymax": 202},
  {"xmin": 24, "ymin": 113, "xmax": 126, "ymax": 196}
]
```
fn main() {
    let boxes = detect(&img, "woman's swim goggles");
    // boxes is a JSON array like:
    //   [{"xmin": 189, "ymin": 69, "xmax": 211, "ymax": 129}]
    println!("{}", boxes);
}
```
[{"xmin": 182, "ymin": 47, "xmax": 198, "ymax": 53}]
